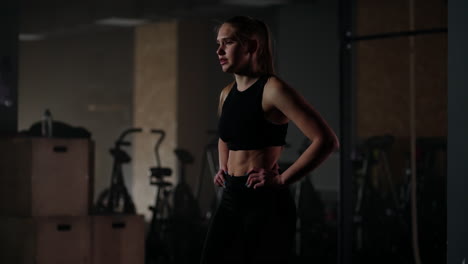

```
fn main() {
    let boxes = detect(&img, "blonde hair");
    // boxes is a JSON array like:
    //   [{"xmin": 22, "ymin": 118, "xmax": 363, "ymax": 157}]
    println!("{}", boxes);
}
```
[{"xmin": 217, "ymin": 16, "xmax": 275, "ymax": 76}]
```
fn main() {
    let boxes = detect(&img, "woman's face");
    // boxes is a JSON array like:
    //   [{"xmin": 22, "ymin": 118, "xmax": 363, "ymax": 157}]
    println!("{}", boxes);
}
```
[{"xmin": 216, "ymin": 23, "xmax": 251, "ymax": 73}]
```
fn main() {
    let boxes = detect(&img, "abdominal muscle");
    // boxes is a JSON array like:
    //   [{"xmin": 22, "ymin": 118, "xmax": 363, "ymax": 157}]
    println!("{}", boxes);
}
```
[{"xmin": 227, "ymin": 146, "xmax": 283, "ymax": 176}]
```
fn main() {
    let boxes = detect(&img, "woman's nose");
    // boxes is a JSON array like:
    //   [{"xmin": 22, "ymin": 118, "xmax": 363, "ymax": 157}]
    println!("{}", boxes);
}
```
[{"xmin": 217, "ymin": 46, "xmax": 225, "ymax": 55}]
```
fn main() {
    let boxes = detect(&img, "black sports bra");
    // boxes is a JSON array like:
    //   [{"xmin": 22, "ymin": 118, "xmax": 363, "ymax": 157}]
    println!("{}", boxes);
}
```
[{"xmin": 218, "ymin": 76, "xmax": 288, "ymax": 150}]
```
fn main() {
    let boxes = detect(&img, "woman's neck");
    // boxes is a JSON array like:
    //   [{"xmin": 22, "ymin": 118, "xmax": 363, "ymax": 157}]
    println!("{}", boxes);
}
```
[{"xmin": 234, "ymin": 74, "xmax": 261, "ymax": 92}]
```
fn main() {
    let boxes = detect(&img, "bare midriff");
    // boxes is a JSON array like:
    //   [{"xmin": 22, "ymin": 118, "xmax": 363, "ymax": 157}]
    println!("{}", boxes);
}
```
[{"xmin": 227, "ymin": 146, "xmax": 283, "ymax": 176}]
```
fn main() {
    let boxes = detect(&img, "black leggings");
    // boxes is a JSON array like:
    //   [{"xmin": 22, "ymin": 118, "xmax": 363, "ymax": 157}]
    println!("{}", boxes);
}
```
[{"xmin": 200, "ymin": 173, "xmax": 296, "ymax": 264}]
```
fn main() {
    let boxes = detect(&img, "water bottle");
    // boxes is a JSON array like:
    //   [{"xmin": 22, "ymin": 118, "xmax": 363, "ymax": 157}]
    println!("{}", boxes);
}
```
[{"xmin": 41, "ymin": 109, "xmax": 53, "ymax": 137}]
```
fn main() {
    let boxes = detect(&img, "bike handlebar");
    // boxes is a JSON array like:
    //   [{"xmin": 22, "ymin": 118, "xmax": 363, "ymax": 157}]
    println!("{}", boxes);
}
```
[
  {"xmin": 115, "ymin": 128, "xmax": 143, "ymax": 147},
  {"xmin": 151, "ymin": 129, "xmax": 166, "ymax": 168},
  {"xmin": 112, "ymin": 128, "xmax": 168, "ymax": 168},
  {"xmin": 151, "ymin": 129, "xmax": 165, "ymax": 139}
]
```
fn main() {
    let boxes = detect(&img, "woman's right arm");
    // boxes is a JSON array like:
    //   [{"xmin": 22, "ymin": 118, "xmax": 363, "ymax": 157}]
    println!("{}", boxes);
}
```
[
  {"xmin": 215, "ymin": 83, "xmax": 233, "ymax": 187},
  {"xmin": 214, "ymin": 139, "xmax": 229, "ymax": 187},
  {"xmin": 218, "ymin": 138, "xmax": 229, "ymax": 172}
]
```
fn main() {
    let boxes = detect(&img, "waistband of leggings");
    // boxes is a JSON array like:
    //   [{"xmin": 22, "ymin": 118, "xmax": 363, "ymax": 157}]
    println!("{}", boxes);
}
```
[
  {"xmin": 223, "ymin": 172, "xmax": 292, "ymax": 194},
  {"xmin": 222, "ymin": 172, "xmax": 285, "ymax": 193},
  {"xmin": 224, "ymin": 173, "xmax": 248, "ymax": 183}
]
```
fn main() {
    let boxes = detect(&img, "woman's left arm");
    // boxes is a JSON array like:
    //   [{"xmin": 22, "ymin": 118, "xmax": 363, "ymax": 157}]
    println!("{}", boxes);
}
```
[{"xmin": 267, "ymin": 77, "xmax": 340, "ymax": 186}]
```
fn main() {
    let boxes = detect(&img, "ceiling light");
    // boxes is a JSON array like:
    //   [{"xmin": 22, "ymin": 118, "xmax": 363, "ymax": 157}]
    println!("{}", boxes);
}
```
[
  {"xmin": 19, "ymin": 34, "xmax": 45, "ymax": 41},
  {"xmin": 95, "ymin": 17, "xmax": 150, "ymax": 27}
]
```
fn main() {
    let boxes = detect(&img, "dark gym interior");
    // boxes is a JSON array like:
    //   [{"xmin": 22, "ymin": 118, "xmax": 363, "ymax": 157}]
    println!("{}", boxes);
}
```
[{"xmin": 1, "ymin": 0, "xmax": 466, "ymax": 263}]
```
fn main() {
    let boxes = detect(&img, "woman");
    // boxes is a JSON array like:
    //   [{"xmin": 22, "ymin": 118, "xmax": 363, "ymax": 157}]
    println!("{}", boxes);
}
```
[{"xmin": 200, "ymin": 16, "xmax": 339, "ymax": 264}]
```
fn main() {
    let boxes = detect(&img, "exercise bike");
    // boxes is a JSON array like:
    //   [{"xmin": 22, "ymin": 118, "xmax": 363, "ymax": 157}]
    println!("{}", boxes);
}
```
[
  {"xmin": 94, "ymin": 128, "xmax": 142, "ymax": 214},
  {"xmin": 171, "ymin": 148, "xmax": 203, "ymax": 264},
  {"xmin": 146, "ymin": 129, "xmax": 173, "ymax": 264}
]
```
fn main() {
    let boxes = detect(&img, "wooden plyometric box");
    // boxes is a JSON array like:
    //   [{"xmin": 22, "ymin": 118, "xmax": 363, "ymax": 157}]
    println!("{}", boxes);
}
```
[
  {"xmin": 0, "ymin": 216, "xmax": 91, "ymax": 264},
  {"xmin": 91, "ymin": 214, "xmax": 145, "ymax": 264},
  {"xmin": 0, "ymin": 137, "xmax": 94, "ymax": 216}
]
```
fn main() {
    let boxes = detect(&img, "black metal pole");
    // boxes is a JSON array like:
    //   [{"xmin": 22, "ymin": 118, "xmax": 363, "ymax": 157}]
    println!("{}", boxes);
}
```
[
  {"xmin": 338, "ymin": 0, "xmax": 354, "ymax": 264},
  {"xmin": 0, "ymin": 0, "xmax": 19, "ymax": 136},
  {"xmin": 447, "ymin": 0, "xmax": 468, "ymax": 262}
]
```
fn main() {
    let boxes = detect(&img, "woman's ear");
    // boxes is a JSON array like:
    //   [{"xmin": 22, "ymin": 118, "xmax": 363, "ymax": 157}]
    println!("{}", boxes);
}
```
[{"xmin": 247, "ymin": 38, "xmax": 258, "ymax": 54}]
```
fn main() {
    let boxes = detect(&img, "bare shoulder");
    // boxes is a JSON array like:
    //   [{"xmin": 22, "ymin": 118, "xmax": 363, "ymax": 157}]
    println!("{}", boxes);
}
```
[
  {"xmin": 220, "ymin": 81, "xmax": 235, "ymax": 102},
  {"xmin": 264, "ymin": 75, "xmax": 318, "ymax": 119},
  {"xmin": 264, "ymin": 76, "xmax": 300, "ymax": 104},
  {"xmin": 265, "ymin": 76, "xmax": 289, "ymax": 92},
  {"xmin": 218, "ymin": 81, "xmax": 235, "ymax": 115}
]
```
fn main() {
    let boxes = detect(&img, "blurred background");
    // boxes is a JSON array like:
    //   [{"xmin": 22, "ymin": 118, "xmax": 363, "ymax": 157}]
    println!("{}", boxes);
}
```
[{"xmin": 0, "ymin": 0, "xmax": 464, "ymax": 264}]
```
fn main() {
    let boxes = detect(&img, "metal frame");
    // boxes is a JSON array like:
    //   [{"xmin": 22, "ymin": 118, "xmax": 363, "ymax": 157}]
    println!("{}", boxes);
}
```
[
  {"xmin": 338, "ymin": 0, "xmax": 354, "ymax": 263},
  {"xmin": 338, "ymin": 1, "xmax": 447, "ymax": 263}
]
